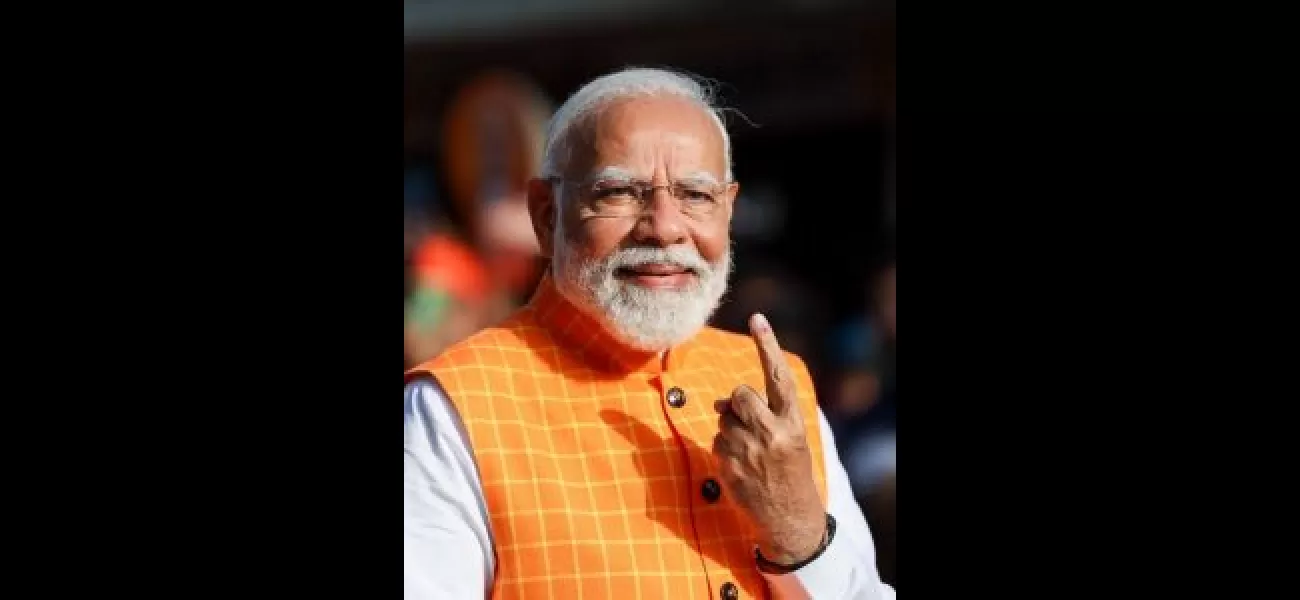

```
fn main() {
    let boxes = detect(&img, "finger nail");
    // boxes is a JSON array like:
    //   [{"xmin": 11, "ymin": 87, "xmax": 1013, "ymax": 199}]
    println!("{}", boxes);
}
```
[{"xmin": 751, "ymin": 313, "xmax": 771, "ymax": 333}]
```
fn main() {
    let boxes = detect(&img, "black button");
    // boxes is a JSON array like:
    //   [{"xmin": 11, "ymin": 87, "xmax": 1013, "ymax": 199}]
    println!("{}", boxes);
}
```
[
  {"xmin": 720, "ymin": 581, "xmax": 738, "ymax": 600},
  {"xmin": 666, "ymin": 387, "xmax": 686, "ymax": 408},
  {"xmin": 701, "ymin": 478, "xmax": 721, "ymax": 503}
]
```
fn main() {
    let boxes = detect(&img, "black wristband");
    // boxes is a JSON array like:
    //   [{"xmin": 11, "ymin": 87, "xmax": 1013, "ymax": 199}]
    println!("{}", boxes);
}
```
[{"xmin": 754, "ymin": 513, "xmax": 837, "ymax": 575}]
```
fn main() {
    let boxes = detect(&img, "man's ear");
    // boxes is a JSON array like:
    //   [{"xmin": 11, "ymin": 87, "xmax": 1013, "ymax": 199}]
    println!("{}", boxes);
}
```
[
  {"xmin": 722, "ymin": 181, "xmax": 740, "ymax": 223},
  {"xmin": 527, "ymin": 177, "xmax": 557, "ymax": 259}
]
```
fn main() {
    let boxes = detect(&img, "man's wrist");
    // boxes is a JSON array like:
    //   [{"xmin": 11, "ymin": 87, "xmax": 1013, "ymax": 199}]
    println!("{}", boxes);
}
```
[{"xmin": 755, "ymin": 513, "xmax": 837, "ymax": 573}]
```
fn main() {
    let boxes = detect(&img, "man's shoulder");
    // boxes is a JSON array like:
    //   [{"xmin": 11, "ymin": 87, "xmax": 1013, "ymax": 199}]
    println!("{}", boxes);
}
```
[{"xmin": 405, "ymin": 313, "xmax": 543, "ymax": 381}]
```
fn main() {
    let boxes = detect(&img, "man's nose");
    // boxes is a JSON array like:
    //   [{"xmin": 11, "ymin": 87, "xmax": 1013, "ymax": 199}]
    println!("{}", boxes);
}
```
[{"xmin": 630, "ymin": 188, "xmax": 689, "ymax": 247}]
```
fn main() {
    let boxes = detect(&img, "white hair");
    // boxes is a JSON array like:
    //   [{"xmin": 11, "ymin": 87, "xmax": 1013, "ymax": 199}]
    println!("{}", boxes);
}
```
[{"xmin": 539, "ymin": 67, "xmax": 733, "ymax": 183}]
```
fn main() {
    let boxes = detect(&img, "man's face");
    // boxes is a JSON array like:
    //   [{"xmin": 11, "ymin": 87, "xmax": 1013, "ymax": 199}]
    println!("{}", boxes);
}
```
[{"xmin": 530, "ymin": 95, "xmax": 738, "ymax": 351}]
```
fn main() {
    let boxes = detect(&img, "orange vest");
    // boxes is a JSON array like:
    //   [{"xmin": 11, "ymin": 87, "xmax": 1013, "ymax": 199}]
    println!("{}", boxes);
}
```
[{"xmin": 406, "ymin": 275, "xmax": 828, "ymax": 600}]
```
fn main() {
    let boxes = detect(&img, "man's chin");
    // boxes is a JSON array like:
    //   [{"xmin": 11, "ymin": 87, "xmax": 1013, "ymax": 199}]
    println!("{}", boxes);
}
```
[
  {"xmin": 604, "ymin": 320, "xmax": 694, "ymax": 353},
  {"xmin": 598, "ymin": 296, "xmax": 716, "ymax": 349}
]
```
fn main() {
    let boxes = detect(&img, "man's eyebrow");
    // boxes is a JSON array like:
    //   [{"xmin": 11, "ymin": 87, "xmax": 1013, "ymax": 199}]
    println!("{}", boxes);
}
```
[
  {"xmin": 584, "ymin": 166, "xmax": 639, "ymax": 184},
  {"xmin": 674, "ymin": 171, "xmax": 723, "ymax": 186},
  {"xmin": 584, "ymin": 167, "xmax": 724, "ymax": 187}
]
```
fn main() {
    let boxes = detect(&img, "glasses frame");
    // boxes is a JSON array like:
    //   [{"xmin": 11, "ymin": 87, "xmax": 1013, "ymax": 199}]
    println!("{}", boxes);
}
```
[{"xmin": 545, "ymin": 175, "xmax": 737, "ymax": 220}]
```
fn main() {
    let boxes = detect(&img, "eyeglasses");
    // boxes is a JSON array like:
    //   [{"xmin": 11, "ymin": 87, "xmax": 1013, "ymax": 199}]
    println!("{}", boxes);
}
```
[{"xmin": 548, "ymin": 176, "xmax": 734, "ymax": 219}]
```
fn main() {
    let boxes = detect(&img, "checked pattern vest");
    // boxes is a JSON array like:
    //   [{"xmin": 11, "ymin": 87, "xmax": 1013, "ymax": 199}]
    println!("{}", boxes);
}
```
[{"xmin": 406, "ymin": 275, "xmax": 828, "ymax": 600}]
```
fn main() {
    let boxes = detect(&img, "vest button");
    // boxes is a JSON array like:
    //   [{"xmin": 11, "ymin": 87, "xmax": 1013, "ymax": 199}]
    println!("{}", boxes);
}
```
[
  {"xmin": 701, "ymin": 478, "xmax": 721, "ymax": 503},
  {"xmin": 720, "ymin": 581, "xmax": 738, "ymax": 600},
  {"xmin": 666, "ymin": 387, "xmax": 686, "ymax": 408}
]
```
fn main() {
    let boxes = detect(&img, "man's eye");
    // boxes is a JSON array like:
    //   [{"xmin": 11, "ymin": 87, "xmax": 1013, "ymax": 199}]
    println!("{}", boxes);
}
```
[
  {"xmin": 681, "ymin": 189, "xmax": 715, "ymax": 202},
  {"xmin": 594, "ymin": 186, "xmax": 639, "ymax": 199}
]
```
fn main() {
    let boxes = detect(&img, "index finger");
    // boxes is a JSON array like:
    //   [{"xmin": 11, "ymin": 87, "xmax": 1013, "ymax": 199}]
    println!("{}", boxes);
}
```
[{"xmin": 749, "ymin": 312, "xmax": 798, "ymax": 416}]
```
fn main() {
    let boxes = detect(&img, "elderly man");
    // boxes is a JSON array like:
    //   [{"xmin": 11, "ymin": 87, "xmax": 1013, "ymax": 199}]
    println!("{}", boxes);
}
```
[{"xmin": 404, "ymin": 68, "xmax": 896, "ymax": 600}]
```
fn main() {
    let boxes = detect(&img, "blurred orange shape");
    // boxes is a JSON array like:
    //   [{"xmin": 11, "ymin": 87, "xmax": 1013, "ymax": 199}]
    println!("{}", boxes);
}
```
[{"xmin": 411, "ymin": 234, "xmax": 491, "ymax": 304}]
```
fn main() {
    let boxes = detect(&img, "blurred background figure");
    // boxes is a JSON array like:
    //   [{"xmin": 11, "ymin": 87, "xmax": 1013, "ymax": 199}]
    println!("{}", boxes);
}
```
[
  {"xmin": 404, "ymin": 233, "xmax": 493, "ymax": 367},
  {"xmin": 404, "ymin": 69, "xmax": 553, "ymax": 368},
  {"xmin": 826, "ymin": 255, "xmax": 896, "ymax": 465},
  {"xmin": 824, "ymin": 253, "xmax": 896, "ymax": 584},
  {"xmin": 404, "ymin": 0, "xmax": 895, "ymax": 585},
  {"xmin": 440, "ymin": 71, "xmax": 550, "ymax": 305}
]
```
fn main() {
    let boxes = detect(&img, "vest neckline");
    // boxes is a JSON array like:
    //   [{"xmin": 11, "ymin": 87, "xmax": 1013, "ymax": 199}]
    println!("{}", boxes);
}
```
[{"xmin": 523, "ymin": 273, "xmax": 703, "ymax": 377}]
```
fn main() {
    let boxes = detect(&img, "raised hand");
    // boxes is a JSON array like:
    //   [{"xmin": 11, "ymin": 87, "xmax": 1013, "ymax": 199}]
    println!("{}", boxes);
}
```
[{"xmin": 712, "ymin": 313, "xmax": 826, "ymax": 565}]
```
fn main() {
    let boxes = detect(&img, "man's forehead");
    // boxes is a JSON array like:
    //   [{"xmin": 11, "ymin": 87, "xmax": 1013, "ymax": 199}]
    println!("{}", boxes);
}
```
[
  {"xmin": 568, "ymin": 96, "xmax": 726, "ymax": 175},
  {"xmin": 594, "ymin": 95, "xmax": 719, "ymax": 133}
]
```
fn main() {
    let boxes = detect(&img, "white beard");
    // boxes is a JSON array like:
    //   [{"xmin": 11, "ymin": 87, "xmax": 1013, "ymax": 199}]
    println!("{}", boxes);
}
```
[{"xmin": 552, "ymin": 223, "xmax": 732, "ymax": 352}]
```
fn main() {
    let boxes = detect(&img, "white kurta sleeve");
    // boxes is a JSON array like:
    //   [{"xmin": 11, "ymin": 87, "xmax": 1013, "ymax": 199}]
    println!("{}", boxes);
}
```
[{"xmin": 404, "ymin": 379, "xmax": 497, "ymax": 599}]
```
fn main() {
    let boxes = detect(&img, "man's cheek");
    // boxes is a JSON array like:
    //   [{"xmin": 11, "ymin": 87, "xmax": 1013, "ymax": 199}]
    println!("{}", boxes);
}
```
[
  {"xmin": 696, "ymin": 236, "xmax": 731, "ymax": 265},
  {"xmin": 577, "ymin": 225, "xmax": 632, "ymax": 257}
]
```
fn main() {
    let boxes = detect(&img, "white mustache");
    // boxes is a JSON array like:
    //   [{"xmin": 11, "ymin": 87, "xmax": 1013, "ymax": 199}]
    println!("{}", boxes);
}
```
[{"xmin": 606, "ymin": 247, "xmax": 710, "ymax": 274}]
